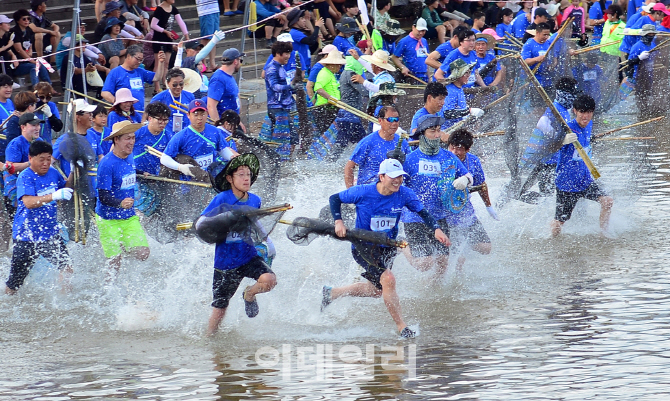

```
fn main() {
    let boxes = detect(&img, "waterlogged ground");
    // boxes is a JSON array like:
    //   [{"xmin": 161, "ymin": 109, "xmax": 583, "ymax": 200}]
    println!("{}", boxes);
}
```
[{"xmin": 1, "ymin": 109, "xmax": 670, "ymax": 400}]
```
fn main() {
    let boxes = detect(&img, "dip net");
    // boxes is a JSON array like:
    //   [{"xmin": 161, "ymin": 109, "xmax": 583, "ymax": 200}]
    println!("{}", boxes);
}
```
[{"xmin": 195, "ymin": 203, "xmax": 289, "ymax": 245}]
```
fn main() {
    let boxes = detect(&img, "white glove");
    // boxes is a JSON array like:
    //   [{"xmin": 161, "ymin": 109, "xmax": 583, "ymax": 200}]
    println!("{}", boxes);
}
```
[
  {"xmin": 266, "ymin": 237, "xmax": 276, "ymax": 258},
  {"xmin": 536, "ymin": 115, "xmax": 554, "ymax": 134},
  {"xmin": 42, "ymin": 106, "xmax": 52, "ymax": 118},
  {"xmin": 486, "ymin": 206, "xmax": 500, "ymax": 221},
  {"xmin": 639, "ymin": 51, "xmax": 650, "ymax": 60},
  {"xmin": 453, "ymin": 175, "xmax": 470, "ymax": 190},
  {"xmin": 563, "ymin": 132, "xmax": 578, "ymax": 145},
  {"xmin": 623, "ymin": 28, "xmax": 630, "ymax": 35},
  {"xmin": 212, "ymin": 30, "xmax": 226, "ymax": 42},
  {"xmin": 470, "ymin": 108, "xmax": 485, "ymax": 118},
  {"xmin": 52, "ymin": 188, "xmax": 73, "ymax": 201},
  {"xmin": 178, "ymin": 163, "xmax": 196, "ymax": 177}
]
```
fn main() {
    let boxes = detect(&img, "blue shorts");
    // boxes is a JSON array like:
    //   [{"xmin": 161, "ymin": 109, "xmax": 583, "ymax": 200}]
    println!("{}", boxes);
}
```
[{"xmin": 199, "ymin": 13, "xmax": 220, "ymax": 37}]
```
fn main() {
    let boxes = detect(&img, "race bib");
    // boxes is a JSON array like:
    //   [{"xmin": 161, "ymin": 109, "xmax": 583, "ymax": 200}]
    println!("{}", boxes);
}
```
[
  {"xmin": 226, "ymin": 231, "xmax": 243, "ymax": 243},
  {"xmin": 416, "ymin": 47, "xmax": 428, "ymax": 58},
  {"xmin": 121, "ymin": 172, "xmax": 136, "ymax": 189},
  {"xmin": 370, "ymin": 216, "xmax": 396, "ymax": 232},
  {"xmin": 129, "ymin": 78, "xmax": 143, "ymax": 90},
  {"xmin": 583, "ymin": 71, "xmax": 597, "ymax": 81},
  {"xmin": 539, "ymin": 51, "xmax": 547, "ymax": 57},
  {"xmin": 36, "ymin": 184, "xmax": 56, "ymax": 197},
  {"xmin": 418, "ymin": 159, "xmax": 441, "ymax": 175},
  {"xmin": 173, "ymin": 112, "xmax": 183, "ymax": 133},
  {"xmin": 195, "ymin": 153, "xmax": 213, "ymax": 168}
]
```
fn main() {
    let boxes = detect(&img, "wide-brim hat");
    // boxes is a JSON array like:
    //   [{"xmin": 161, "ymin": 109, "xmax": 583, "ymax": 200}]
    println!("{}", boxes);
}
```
[
  {"xmin": 475, "ymin": 33, "xmax": 496, "ymax": 50},
  {"xmin": 182, "ymin": 68, "xmax": 203, "ymax": 93},
  {"xmin": 287, "ymin": 8, "xmax": 306, "ymax": 27},
  {"xmin": 545, "ymin": 3, "xmax": 560, "ymax": 17},
  {"xmin": 104, "ymin": 120, "xmax": 143, "ymax": 141},
  {"xmin": 379, "ymin": 18, "xmax": 405, "ymax": 36},
  {"xmin": 113, "ymin": 88, "xmax": 139, "ymax": 106},
  {"xmin": 445, "ymin": 59, "xmax": 476, "ymax": 83},
  {"xmin": 412, "ymin": 114, "xmax": 445, "ymax": 140},
  {"xmin": 319, "ymin": 50, "xmax": 347, "ymax": 65},
  {"xmin": 336, "ymin": 17, "xmax": 360, "ymax": 33},
  {"xmin": 376, "ymin": 82, "xmax": 406, "ymax": 96},
  {"xmin": 219, "ymin": 153, "xmax": 260, "ymax": 192},
  {"xmin": 105, "ymin": 17, "xmax": 123, "ymax": 32},
  {"xmin": 361, "ymin": 49, "xmax": 396, "ymax": 71},
  {"xmin": 103, "ymin": 1, "xmax": 122, "ymax": 15},
  {"xmin": 640, "ymin": 24, "xmax": 657, "ymax": 36}
]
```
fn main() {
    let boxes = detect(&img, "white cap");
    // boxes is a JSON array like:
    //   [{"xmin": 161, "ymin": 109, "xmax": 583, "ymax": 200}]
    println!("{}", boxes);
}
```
[
  {"xmin": 0, "ymin": 15, "xmax": 12, "ymax": 24},
  {"xmin": 68, "ymin": 99, "xmax": 97, "ymax": 114},
  {"xmin": 378, "ymin": 158, "xmax": 408, "ymax": 178},
  {"xmin": 277, "ymin": 33, "xmax": 293, "ymax": 42},
  {"xmin": 414, "ymin": 17, "xmax": 428, "ymax": 31}
]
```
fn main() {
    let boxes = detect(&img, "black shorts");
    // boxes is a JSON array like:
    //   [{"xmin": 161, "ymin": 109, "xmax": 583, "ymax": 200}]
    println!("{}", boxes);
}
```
[
  {"xmin": 352, "ymin": 244, "xmax": 398, "ymax": 290},
  {"xmin": 6, "ymin": 237, "xmax": 71, "ymax": 291},
  {"xmin": 555, "ymin": 182, "xmax": 609, "ymax": 223},
  {"xmin": 211, "ymin": 257, "xmax": 273, "ymax": 309},
  {"xmin": 449, "ymin": 217, "xmax": 491, "ymax": 248},
  {"xmin": 405, "ymin": 219, "xmax": 450, "ymax": 258}
]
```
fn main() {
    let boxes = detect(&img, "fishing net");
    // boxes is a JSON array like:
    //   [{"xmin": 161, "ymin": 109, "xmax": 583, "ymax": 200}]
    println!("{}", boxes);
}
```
[
  {"xmin": 570, "ymin": 50, "xmax": 621, "ymax": 114},
  {"xmin": 285, "ymin": 216, "xmax": 401, "ymax": 247},
  {"xmin": 195, "ymin": 203, "xmax": 288, "ymax": 245},
  {"xmin": 318, "ymin": 203, "xmax": 357, "ymax": 227},
  {"xmin": 0, "ymin": 195, "xmax": 10, "ymax": 252},
  {"xmin": 634, "ymin": 37, "xmax": 670, "ymax": 120}
]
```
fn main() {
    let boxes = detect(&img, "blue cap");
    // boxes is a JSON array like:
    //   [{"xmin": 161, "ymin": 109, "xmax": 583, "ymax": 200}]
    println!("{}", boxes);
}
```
[
  {"xmin": 188, "ymin": 99, "xmax": 207, "ymax": 113},
  {"xmin": 221, "ymin": 48, "xmax": 245, "ymax": 62}
]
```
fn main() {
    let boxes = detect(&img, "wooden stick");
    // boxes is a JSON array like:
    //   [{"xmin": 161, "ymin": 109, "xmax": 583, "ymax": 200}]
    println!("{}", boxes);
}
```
[
  {"xmin": 66, "ymin": 88, "xmax": 113, "ymax": 107},
  {"xmin": 138, "ymin": 174, "xmax": 213, "ymax": 188},
  {"xmin": 475, "ymin": 130, "xmax": 506, "ymax": 138},
  {"xmin": 620, "ymin": 38, "xmax": 670, "ymax": 66},
  {"xmin": 0, "ymin": 133, "xmax": 5, "ymax": 140},
  {"xmin": 406, "ymin": 73, "xmax": 427, "ymax": 85},
  {"xmin": 598, "ymin": 136, "xmax": 656, "ymax": 141},
  {"xmin": 571, "ymin": 39, "xmax": 622, "ymax": 55},
  {"xmin": 483, "ymin": 83, "xmax": 528, "ymax": 110},
  {"xmin": 327, "ymin": 97, "xmax": 378, "ymax": 125},
  {"xmin": 516, "ymin": 54, "xmax": 600, "ymax": 179},
  {"xmin": 532, "ymin": 17, "xmax": 573, "ymax": 74},
  {"xmin": 593, "ymin": 116, "xmax": 664, "ymax": 139},
  {"xmin": 77, "ymin": 181, "xmax": 86, "ymax": 245},
  {"xmin": 0, "ymin": 113, "xmax": 15, "ymax": 132},
  {"xmin": 173, "ymin": 101, "xmax": 217, "ymax": 124},
  {"xmin": 504, "ymin": 32, "xmax": 523, "ymax": 47}
]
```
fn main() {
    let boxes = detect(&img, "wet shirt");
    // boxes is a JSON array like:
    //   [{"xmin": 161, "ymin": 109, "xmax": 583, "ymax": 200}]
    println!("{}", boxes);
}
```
[
  {"xmin": 338, "ymin": 183, "xmax": 424, "ymax": 240},
  {"xmin": 402, "ymin": 148, "xmax": 468, "ymax": 223},
  {"xmin": 333, "ymin": 35, "xmax": 362, "ymax": 56},
  {"xmin": 628, "ymin": 40, "xmax": 655, "ymax": 80},
  {"xmin": 476, "ymin": 52, "xmax": 500, "ymax": 86},
  {"xmin": 264, "ymin": 52, "xmax": 297, "ymax": 84},
  {"xmin": 265, "ymin": 59, "xmax": 295, "ymax": 109},
  {"xmin": 433, "ymin": 41, "xmax": 455, "ymax": 64},
  {"xmin": 511, "ymin": 13, "xmax": 530, "ymax": 39},
  {"xmin": 102, "ymin": 66, "xmax": 155, "ymax": 111},
  {"xmin": 0, "ymin": 99, "xmax": 15, "ymax": 162},
  {"xmin": 393, "ymin": 35, "xmax": 429, "ymax": 77},
  {"xmin": 350, "ymin": 131, "xmax": 410, "ymax": 185},
  {"xmin": 35, "ymin": 102, "xmax": 60, "ymax": 143},
  {"xmin": 88, "ymin": 127, "xmax": 113, "ymax": 155},
  {"xmin": 440, "ymin": 49, "xmax": 478, "ymax": 87},
  {"xmin": 133, "ymin": 126, "xmax": 171, "ymax": 175},
  {"xmin": 13, "ymin": 167, "xmax": 66, "ymax": 242},
  {"xmin": 442, "ymin": 83, "xmax": 467, "ymax": 129},
  {"xmin": 556, "ymin": 119, "xmax": 594, "ymax": 192},
  {"xmin": 4, "ymin": 136, "xmax": 44, "ymax": 198},
  {"xmin": 521, "ymin": 37, "xmax": 553, "ymax": 86},
  {"xmin": 150, "ymin": 89, "xmax": 195, "ymax": 136},
  {"xmin": 164, "ymin": 124, "xmax": 234, "ymax": 170},
  {"xmin": 208, "ymin": 69, "xmax": 240, "ymax": 116},
  {"xmin": 96, "ymin": 151, "xmax": 137, "ymax": 220},
  {"xmin": 410, "ymin": 107, "xmax": 443, "ymax": 137},
  {"xmin": 290, "ymin": 29, "xmax": 312, "ymax": 74},
  {"xmin": 202, "ymin": 190, "xmax": 262, "ymax": 271},
  {"xmin": 572, "ymin": 64, "xmax": 603, "ymax": 103},
  {"xmin": 445, "ymin": 152, "xmax": 485, "ymax": 227}
]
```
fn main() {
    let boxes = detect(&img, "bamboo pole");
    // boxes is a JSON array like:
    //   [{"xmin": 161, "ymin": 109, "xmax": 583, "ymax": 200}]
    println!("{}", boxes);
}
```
[
  {"xmin": 593, "ymin": 116, "xmax": 664, "ymax": 139},
  {"xmin": 138, "ymin": 174, "xmax": 213, "ymax": 188},
  {"xmin": 407, "ymin": 130, "xmax": 505, "ymax": 146},
  {"xmin": 598, "ymin": 136, "xmax": 655, "ymax": 141},
  {"xmin": 326, "ymin": 97, "xmax": 379, "ymax": 125},
  {"xmin": 66, "ymin": 88, "xmax": 113, "ymax": 107},
  {"xmin": 173, "ymin": 100, "xmax": 217, "ymax": 124},
  {"xmin": 504, "ymin": 32, "xmax": 523, "ymax": 47},
  {"xmin": 571, "ymin": 39, "xmax": 622, "ymax": 55},
  {"xmin": 516, "ymin": 54, "xmax": 601, "ymax": 179},
  {"xmin": 532, "ymin": 17, "xmax": 573, "ymax": 74},
  {"xmin": 77, "ymin": 182, "xmax": 86, "ymax": 245},
  {"xmin": 494, "ymin": 46, "xmax": 520, "ymax": 53},
  {"xmin": 0, "ymin": 113, "xmax": 15, "ymax": 133},
  {"xmin": 620, "ymin": 38, "xmax": 670, "ymax": 66}
]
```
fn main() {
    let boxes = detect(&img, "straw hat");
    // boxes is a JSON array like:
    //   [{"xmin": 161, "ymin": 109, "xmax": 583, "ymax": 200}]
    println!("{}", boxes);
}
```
[
  {"xmin": 444, "ymin": 59, "xmax": 476, "ymax": 83},
  {"xmin": 361, "ymin": 50, "xmax": 396, "ymax": 71},
  {"xmin": 544, "ymin": 3, "xmax": 560, "ymax": 17},
  {"xmin": 113, "ymin": 88, "xmax": 139, "ymax": 106},
  {"xmin": 475, "ymin": 33, "xmax": 496, "ymax": 50},
  {"xmin": 103, "ymin": 120, "xmax": 143, "ymax": 141},
  {"xmin": 182, "ymin": 68, "xmax": 203, "ymax": 93},
  {"xmin": 319, "ymin": 50, "xmax": 347, "ymax": 65},
  {"xmin": 319, "ymin": 44, "xmax": 338, "ymax": 55}
]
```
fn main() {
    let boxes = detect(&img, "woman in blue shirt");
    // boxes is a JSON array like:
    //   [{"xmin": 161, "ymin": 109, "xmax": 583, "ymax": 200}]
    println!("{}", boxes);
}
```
[{"xmin": 107, "ymin": 88, "xmax": 142, "ymax": 129}]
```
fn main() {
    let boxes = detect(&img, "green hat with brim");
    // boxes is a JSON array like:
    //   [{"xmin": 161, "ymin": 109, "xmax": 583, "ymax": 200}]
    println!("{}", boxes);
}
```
[
  {"xmin": 379, "ymin": 19, "xmax": 405, "ymax": 36},
  {"xmin": 444, "ymin": 59, "xmax": 476, "ymax": 83},
  {"xmin": 376, "ymin": 82, "xmax": 406, "ymax": 96},
  {"xmin": 220, "ymin": 153, "xmax": 261, "ymax": 192}
]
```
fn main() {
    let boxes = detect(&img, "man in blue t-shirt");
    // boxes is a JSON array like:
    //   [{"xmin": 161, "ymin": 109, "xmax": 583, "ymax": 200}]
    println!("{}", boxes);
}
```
[
  {"xmin": 133, "ymin": 102, "xmax": 171, "ymax": 175},
  {"xmin": 410, "ymin": 82, "xmax": 447, "ymax": 137},
  {"xmin": 520, "ymin": 23, "xmax": 554, "ymax": 87},
  {"xmin": 552, "ymin": 94, "xmax": 613, "ymax": 237},
  {"xmin": 434, "ymin": 30, "xmax": 485, "ymax": 88},
  {"xmin": 207, "ymin": 48, "xmax": 243, "ymax": 125},
  {"xmin": 150, "ymin": 68, "xmax": 195, "ymax": 137},
  {"xmin": 425, "ymin": 26, "xmax": 467, "ymax": 70},
  {"xmin": 5, "ymin": 141, "xmax": 74, "ymax": 295},
  {"xmin": 197, "ymin": 153, "xmax": 277, "ymax": 336},
  {"xmin": 402, "ymin": 115, "xmax": 472, "ymax": 274},
  {"xmin": 96, "ymin": 120, "xmax": 151, "ymax": 274},
  {"xmin": 440, "ymin": 59, "xmax": 485, "ymax": 129},
  {"xmin": 625, "ymin": 24, "xmax": 657, "ymax": 84},
  {"xmin": 345, "ymin": 106, "xmax": 410, "ymax": 187},
  {"xmin": 287, "ymin": 8, "xmax": 324, "ymax": 78},
  {"xmin": 323, "ymin": 158, "xmax": 449, "ymax": 339},
  {"xmin": 101, "ymin": 44, "xmax": 166, "ymax": 112},
  {"xmin": 333, "ymin": 17, "xmax": 362, "ymax": 56},
  {"xmin": 392, "ymin": 18, "xmax": 430, "ymax": 82}
]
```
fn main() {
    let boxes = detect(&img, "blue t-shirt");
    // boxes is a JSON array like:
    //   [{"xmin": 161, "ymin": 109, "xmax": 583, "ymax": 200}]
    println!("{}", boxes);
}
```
[
  {"xmin": 96, "ymin": 151, "xmax": 137, "ymax": 220},
  {"xmin": 627, "ymin": 0, "xmax": 645, "ymax": 24},
  {"xmin": 35, "ymin": 102, "xmax": 60, "ymax": 143},
  {"xmin": 511, "ymin": 13, "xmax": 530, "ymax": 39},
  {"xmin": 333, "ymin": 35, "xmax": 362, "ymax": 56},
  {"xmin": 290, "ymin": 29, "xmax": 311, "ymax": 74},
  {"xmin": 208, "ymin": 69, "xmax": 240, "ymax": 116},
  {"xmin": 410, "ymin": 107, "xmax": 443, "ymax": 137},
  {"xmin": 350, "ymin": 131, "xmax": 410, "ymax": 185},
  {"xmin": 107, "ymin": 110, "xmax": 142, "ymax": 129},
  {"xmin": 0, "ymin": 99, "xmax": 15, "ymax": 162},
  {"xmin": 556, "ymin": 119, "xmax": 594, "ymax": 192},
  {"xmin": 440, "ymin": 49, "xmax": 478, "ymax": 87},
  {"xmin": 475, "ymin": 52, "xmax": 500, "ymax": 86},
  {"xmin": 101, "ymin": 66, "xmax": 155, "ymax": 111},
  {"xmin": 201, "ymin": 190, "xmax": 262, "ymax": 271},
  {"xmin": 445, "ymin": 152, "xmax": 485, "ymax": 227},
  {"xmin": 402, "ymin": 148, "xmax": 468, "ymax": 223},
  {"xmin": 13, "ymin": 167, "xmax": 66, "ymax": 241},
  {"xmin": 589, "ymin": 2, "xmax": 604, "ymax": 41},
  {"xmin": 434, "ymin": 41, "xmax": 455, "ymax": 64},
  {"xmin": 393, "ymin": 35, "xmax": 429, "ymax": 77},
  {"xmin": 620, "ymin": 14, "xmax": 653, "ymax": 54},
  {"xmin": 164, "ymin": 124, "xmax": 235, "ymax": 171},
  {"xmin": 442, "ymin": 83, "xmax": 467, "ymax": 129},
  {"xmin": 521, "ymin": 37, "xmax": 553, "ymax": 86},
  {"xmin": 150, "ymin": 89, "xmax": 195, "ymax": 137},
  {"xmin": 307, "ymin": 62, "xmax": 325, "ymax": 84},
  {"xmin": 88, "ymin": 127, "xmax": 112, "ymax": 155},
  {"xmin": 628, "ymin": 40, "xmax": 655, "ymax": 80},
  {"xmin": 496, "ymin": 22, "xmax": 513, "ymax": 40},
  {"xmin": 133, "ymin": 126, "xmax": 171, "ymax": 175},
  {"xmin": 572, "ymin": 64, "xmax": 603, "ymax": 103}
]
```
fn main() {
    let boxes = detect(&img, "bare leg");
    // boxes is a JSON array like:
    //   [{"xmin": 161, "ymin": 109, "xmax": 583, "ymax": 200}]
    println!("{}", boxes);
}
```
[
  {"xmin": 207, "ymin": 307, "xmax": 226, "ymax": 336},
  {"xmin": 107, "ymin": 255, "xmax": 122, "ymax": 281},
  {"xmin": 58, "ymin": 266, "xmax": 74, "ymax": 294},
  {"xmin": 153, "ymin": 51, "xmax": 161, "ymax": 92},
  {"xmin": 551, "ymin": 219, "xmax": 563, "ymax": 237},
  {"xmin": 5, "ymin": 286, "xmax": 16, "ymax": 295},
  {"xmin": 243, "ymin": 272, "xmax": 277, "ymax": 301},
  {"xmin": 223, "ymin": 0, "xmax": 232, "ymax": 12},
  {"xmin": 264, "ymin": 25, "xmax": 273, "ymax": 40},
  {"xmin": 50, "ymin": 32, "xmax": 61, "ymax": 63},
  {"xmin": 598, "ymin": 196, "xmax": 613, "ymax": 234},
  {"xmin": 325, "ymin": 18, "xmax": 336, "ymax": 37},
  {"xmin": 471, "ymin": 242, "xmax": 491, "ymax": 255},
  {"xmin": 432, "ymin": 254, "xmax": 450, "ymax": 279},
  {"xmin": 35, "ymin": 33, "xmax": 45, "ymax": 57},
  {"xmin": 401, "ymin": 247, "xmax": 434, "ymax": 272},
  {"xmin": 331, "ymin": 280, "xmax": 381, "ymax": 300},
  {"xmin": 436, "ymin": 25, "xmax": 446, "ymax": 44},
  {"xmin": 201, "ymin": 38, "xmax": 216, "ymax": 70},
  {"xmin": 379, "ymin": 270, "xmax": 407, "ymax": 332},
  {"xmin": 132, "ymin": 246, "xmax": 150, "ymax": 261},
  {"xmin": 109, "ymin": 55, "xmax": 120, "ymax": 70}
]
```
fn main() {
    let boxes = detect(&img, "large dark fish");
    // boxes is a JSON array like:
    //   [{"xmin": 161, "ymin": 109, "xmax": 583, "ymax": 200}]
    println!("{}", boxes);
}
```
[{"xmin": 292, "ymin": 52, "xmax": 312, "ymax": 154}]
